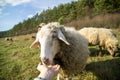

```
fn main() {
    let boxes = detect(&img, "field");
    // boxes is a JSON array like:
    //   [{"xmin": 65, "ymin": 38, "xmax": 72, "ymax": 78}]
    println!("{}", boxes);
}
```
[{"xmin": 0, "ymin": 30, "xmax": 120, "ymax": 80}]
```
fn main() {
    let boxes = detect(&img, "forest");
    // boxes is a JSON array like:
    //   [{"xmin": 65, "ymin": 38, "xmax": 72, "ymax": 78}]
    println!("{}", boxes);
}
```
[{"xmin": 0, "ymin": 0, "xmax": 120, "ymax": 37}]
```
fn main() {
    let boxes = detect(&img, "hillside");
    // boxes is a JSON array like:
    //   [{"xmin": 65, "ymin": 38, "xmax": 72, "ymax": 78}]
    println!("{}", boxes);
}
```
[
  {"xmin": 0, "ymin": 0, "xmax": 120, "ymax": 37},
  {"xmin": 0, "ymin": 30, "xmax": 120, "ymax": 80}
]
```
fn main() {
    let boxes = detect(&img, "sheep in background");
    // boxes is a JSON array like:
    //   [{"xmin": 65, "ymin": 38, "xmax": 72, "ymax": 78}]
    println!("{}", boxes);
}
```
[
  {"xmin": 31, "ymin": 35, "xmax": 36, "ymax": 39},
  {"xmin": 30, "ymin": 22, "xmax": 90, "ymax": 80},
  {"xmin": 5, "ymin": 37, "xmax": 13, "ymax": 41},
  {"xmin": 79, "ymin": 27, "xmax": 118, "ymax": 57},
  {"xmin": 5, "ymin": 37, "xmax": 9, "ymax": 41}
]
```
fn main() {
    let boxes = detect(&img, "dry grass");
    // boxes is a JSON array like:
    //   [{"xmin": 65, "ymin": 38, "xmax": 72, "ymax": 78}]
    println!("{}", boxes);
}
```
[{"xmin": 65, "ymin": 13, "xmax": 120, "ymax": 29}]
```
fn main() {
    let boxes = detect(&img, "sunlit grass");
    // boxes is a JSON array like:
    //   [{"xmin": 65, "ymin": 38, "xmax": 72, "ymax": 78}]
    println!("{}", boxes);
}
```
[{"xmin": 0, "ymin": 31, "xmax": 120, "ymax": 80}]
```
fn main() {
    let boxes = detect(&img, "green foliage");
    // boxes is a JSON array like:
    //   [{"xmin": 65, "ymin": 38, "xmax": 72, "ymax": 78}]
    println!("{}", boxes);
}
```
[
  {"xmin": 0, "ymin": 0, "xmax": 120, "ymax": 37},
  {"xmin": 58, "ymin": 17, "xmax": 64, "ymax": 24},
  {"xmin": 94, "ymin": 0, "xmax": 120, "ymax": 14}
]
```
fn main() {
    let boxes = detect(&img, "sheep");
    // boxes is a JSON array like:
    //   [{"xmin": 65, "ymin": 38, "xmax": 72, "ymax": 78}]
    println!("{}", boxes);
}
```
[
  {"xmin": 5, "ymin": 37, "xmax": 13, "ymax": 41},
  {"xmin": 5, "ymin": 37, "xmax": 9, "ymax": 41},
  {"xmin": 78, "ymin": 27, "xmax": 119, "ymax": 57},
  {"xmin": 30, "ymin": 22, "xmax": 90, "ymax": 80},
  {"xmin": 37, "ymin": 23, "xmax": 46, "ymax": 31},
  {"xmin": 31, "ymin": 35, "xmax": 36, "ymax": 39}
]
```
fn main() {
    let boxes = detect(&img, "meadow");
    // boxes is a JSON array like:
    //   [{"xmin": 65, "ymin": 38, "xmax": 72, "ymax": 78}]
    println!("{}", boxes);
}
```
[{"xmin": 0, "ymin": 30, "xmax": 120, "ymax": 80}]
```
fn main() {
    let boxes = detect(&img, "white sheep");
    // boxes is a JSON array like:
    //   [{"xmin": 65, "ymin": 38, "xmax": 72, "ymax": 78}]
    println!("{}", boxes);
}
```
[
  {"xmin": 79, "ymin": 27, "xmax": 118, "ymax": 57},
  {"xmin": 5, "ymin": 37, "xmax": 13, "ymax": 41},
  {"xmin": 30, "ymin": 22, "xmax": 90, "ymax": 80}
]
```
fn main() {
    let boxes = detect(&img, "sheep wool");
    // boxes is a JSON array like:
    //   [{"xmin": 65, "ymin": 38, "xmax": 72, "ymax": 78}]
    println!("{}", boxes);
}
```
[
  {"xmin": 32, "ymin": 22, "xmax": 90, "ymax": 79},
  {"xmin": 79, "ymin": 27, "xmax": 118, "ymax": 56},
  {"xmin": 52, "ymin": 25, "xmax": 90, "ymax": 79}
]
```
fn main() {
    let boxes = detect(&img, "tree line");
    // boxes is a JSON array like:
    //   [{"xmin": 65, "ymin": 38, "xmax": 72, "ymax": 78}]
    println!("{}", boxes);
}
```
[{"xmin": 0, "ymin": 0, "xmax": 120, "ymax": 38}]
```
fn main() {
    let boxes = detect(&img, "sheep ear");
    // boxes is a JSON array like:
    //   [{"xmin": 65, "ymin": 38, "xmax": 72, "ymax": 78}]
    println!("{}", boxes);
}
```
[
  {"xmin": 37, "ymin": 23, "xmax": 46, "ymax": 31},
  {"xmin": 57, "ymin": 30, "xmax": 70, "ymax": 45},
  {"xmin": 30, "ymin": 39, "xmax": 40, "ymax": 48},
  {"xmin": 39, "ymin": 23, "xmax": 46, "ymax": 27}
]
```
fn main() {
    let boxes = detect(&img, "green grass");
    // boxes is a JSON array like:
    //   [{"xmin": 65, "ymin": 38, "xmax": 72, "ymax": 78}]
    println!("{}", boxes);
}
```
[
  {"xmin": 0, "ymin": 34, "xmax": 40, "ymax": 80},
  {"xmin": 0, "ymin": 31, "xmax": 120, "ymax": 80}
]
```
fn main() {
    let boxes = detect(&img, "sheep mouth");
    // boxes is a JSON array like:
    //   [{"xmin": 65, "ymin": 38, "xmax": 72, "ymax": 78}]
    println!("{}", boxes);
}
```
[
  {"xmin": 40, "ymin": 58, "xmax": 61, "ymax": 66},
  {"xmin": 111, "ymin": 49, "xmax": 119, "ymax": 57}
]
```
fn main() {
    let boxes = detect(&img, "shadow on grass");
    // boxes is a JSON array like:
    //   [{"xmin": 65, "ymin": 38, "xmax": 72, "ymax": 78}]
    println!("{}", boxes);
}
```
[
  {"xmin": 89, "ymin": 47, "xmax": 120, "ymax": 57},
  {"xmin": 85, "ymin": 58, "xmax": 120, "ymax": 80},
  {"xmin": 89, "ymin": 47, "xmax": 99, "ymax": 57}
]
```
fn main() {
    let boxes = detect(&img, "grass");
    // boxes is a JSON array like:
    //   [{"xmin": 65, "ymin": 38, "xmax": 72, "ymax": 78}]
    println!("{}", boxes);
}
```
[
  {"xmin": 0, "ymin": 34, "xmax": 40, "ymax": 80},
  {"xmin": 0, "ymin": 30, "xmax": 120, "ymax": 80}
]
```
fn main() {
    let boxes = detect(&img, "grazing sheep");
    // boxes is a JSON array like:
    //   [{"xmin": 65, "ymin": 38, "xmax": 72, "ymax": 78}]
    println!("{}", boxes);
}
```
[
  {"xmin": 31, "ymin": 35, "xmax": 36, "ymax": 39},
  {"xmin": 5, "ymin": 37, "xmax": 9, "ymax": 41},
  {"xmin": 9, "ymin": 37, "xmax": 13, "ymax": 41},
  {"xmin": 79, "ymin": 27, "xmax": 118, "ymax": 57},
  {"xmin": 30, "ymin": 22, "xmax": 90, "ymax": 79},
  {"xmin": 5, "ymin": 37, "xmax": 13, "ymax": 41}
]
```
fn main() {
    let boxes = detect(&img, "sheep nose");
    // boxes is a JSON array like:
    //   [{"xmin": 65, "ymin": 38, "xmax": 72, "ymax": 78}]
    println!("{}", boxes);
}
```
[{"xmin": 42, "ymin": 57, "xmax": 49, "ymax": 65}]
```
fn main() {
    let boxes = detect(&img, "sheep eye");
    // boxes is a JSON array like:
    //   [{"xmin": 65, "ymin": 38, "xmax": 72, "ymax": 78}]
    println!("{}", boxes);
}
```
[
  {"xmin": 52, "ymin": 34, "xmax": 57, "ymax": 39},
  {"xmin": 52, "ymin": 30, "xmax": 56, "ymax": 33},
  {"xmin": 52, "ymin": 31, "xmax": 57, "ymax": 39},
  {"xmin": 116, "ymin": 44, "xmax": 118, "ymax": 47},
  {"xmin": 109, "ymin": 46, "xmax": 112, "ymax": 50}
]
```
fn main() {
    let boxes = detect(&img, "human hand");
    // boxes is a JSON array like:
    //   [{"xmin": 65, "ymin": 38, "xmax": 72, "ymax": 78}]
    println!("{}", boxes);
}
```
[{"xmin": 37, "ymin": 63, "xmax": 60, "ymax": 80}]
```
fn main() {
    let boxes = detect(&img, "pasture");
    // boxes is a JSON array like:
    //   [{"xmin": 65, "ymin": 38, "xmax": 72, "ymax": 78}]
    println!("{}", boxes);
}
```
[{"xmin": 0, "ymin": 30, "xmax": 120, "ymax": 80}]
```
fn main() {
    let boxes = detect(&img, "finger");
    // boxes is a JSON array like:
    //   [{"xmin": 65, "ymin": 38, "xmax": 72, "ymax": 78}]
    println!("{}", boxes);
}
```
[
  {"xmin": 37, "ymin": 64, "xmax": 43, "ymax": 71},
  {"xmin": 40, "ymin": 62, "xmax": 42, "ymax": 65},
  {"xmin": 55, "ymin": 65, "xmax": 60, "ymax": 70},
  {"xmin": 37, "ymin": 64, "xmax": 48, "ymax": 71},
  {"xmin": 52, "ymin": 64, "xmax": 60, "ymax": 70}
]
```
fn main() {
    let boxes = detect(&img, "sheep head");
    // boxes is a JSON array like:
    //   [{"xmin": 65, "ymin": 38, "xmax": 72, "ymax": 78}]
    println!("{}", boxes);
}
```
[
  {"xmin": 30, "ymin": 22, "xmax": 70, "ymax": 65},
  {"xmin": 106, "ymin": 39, "xmax": 118, "ymax": 57}
]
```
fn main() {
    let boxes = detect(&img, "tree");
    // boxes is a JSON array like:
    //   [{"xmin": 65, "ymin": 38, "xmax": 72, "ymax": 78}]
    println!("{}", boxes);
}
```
[
  {"xmin": 58, "ymin": 16, "xmax": 64, "ymax": 24},
  {"xmin": 94, "ymin": 0, "xmax": 120, "ymax": 14}
]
